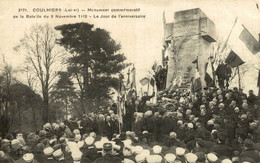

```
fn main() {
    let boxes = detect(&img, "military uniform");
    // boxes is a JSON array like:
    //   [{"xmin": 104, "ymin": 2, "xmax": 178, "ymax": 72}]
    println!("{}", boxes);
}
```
[{"xmin": 83, "ymin": 146, "xmax": 102, "ymax": 162}]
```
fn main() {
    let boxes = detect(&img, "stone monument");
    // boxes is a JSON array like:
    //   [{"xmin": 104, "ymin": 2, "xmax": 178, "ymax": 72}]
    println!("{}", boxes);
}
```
[{"xmin": 164, "ymin": 8, "xmax": 216, "ymax": 90}]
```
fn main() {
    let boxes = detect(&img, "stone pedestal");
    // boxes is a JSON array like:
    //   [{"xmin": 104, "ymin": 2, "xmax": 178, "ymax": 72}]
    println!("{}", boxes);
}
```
[{"xmin": 165, "ymin": 8, "xmax": 216, "ymax": 90}]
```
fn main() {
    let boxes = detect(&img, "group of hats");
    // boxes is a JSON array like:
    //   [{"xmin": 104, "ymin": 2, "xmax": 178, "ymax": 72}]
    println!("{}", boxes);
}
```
[
  {"xmin": 43, "ymin": 147, "xmax": 63, "ymax": 158},
  {"xmin": 133, "ymin": 146, "xmax": 199, "ymax": 163},
  {"xmin": 44, "ymin": 143, "xmax": 83, "ymax": 162}
]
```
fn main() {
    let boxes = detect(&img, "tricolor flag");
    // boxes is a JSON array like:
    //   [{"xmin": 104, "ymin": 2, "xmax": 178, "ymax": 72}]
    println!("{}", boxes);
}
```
[
  {"xmin": 224, "ymin": 18, "xmax": 260, "ymax": 66},
  {"xmin": 192, "ymin": 57, "xmax": 214, "ymax": 92},
  {"xmin": 239, "ymin": 25, "xmax": 260, "ymax": 54},
  {"xmin": 206, "ymin": 58, "xmax": 214, "ymax": 80},
  {"xmin": 225, "ymin": 50, "xmax": 245, "ymax": 68},
  {"xmin": 206, "ymin": 57, "xmax": 215, "ymax": 86}
]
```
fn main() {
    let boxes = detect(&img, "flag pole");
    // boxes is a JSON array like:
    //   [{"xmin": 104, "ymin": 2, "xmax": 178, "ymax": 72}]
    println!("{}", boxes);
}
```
[
  {"xmin": 117, "ymin": 74, "xmax": 123, "ymax": 134},
  {"xmin": 220, "ymin": 17, "xmax": 238, "ymax": 53},
  {"xmin": 237, "ymin": 66, "xmax": 241, "ymax": 90},
  {"xmin": 117, "ymin": 97, "xmax": 121, "ymax": 134}
]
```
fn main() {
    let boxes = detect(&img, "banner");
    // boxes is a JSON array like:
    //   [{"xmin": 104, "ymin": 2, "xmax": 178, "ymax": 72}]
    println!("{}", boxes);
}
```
[
  {"xmin": 140, "ymin": 77, "xmax": 150, "ymax": 86},
  {"xmin": 225, "ymin": 50, "xmax": 245, "ymax": 68},
  {"xmin": 239, "ymin": 25, "xmax": 260, "ymax": 54}
]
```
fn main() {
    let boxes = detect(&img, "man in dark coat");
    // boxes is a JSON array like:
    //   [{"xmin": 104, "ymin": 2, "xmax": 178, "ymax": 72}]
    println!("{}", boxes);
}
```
[
  {"xmin": 224, "ymin": 119, "xmax": 236, "ymax": 145},
  {"xmin": 210, "ymin": 132, "xmax": 233, "ymax": 158},
  {"xmin": 93, "ymin": 143, "xmax": 122, "ymax": 163},
  {"xmin": 104, "ymin": 116, "xmax": 113, "ymax": 140},
  {"xmin": 138, "ymin": 92, "xmax": 155, "ymax": 112},
  {"xmin": 224, "ymin": 92, "xmax": 233, "ymax": 107},
  {"xmin": 151, "ymin": 112, "xmax": 162, "ymax": 142},
  {"xmin": 198, "ymin": 108, "xmax": 212, "ymax": 126},
  {"xmin": 145, "ymin": 113, "xmax": 154, "ymax": 133},
  {"xmin": 133, "ymin": 115, "xmax": 145, "ymax": 135},
  {"xmin": 247, "ymin": 90, "xmax": 257, "ymax": 106},
  {"xmin": 163, "ymin": 132, "xmax": 185, "ymax": 148},
  {"xmin": 96, "ymin": 114, "xmax": 106, "ymax": 136},
  {"xmin": 83, "ymin": 145, "xmax": 102, "ymax": 162},
  {"xmin": 195, "ymin": 123, "xmax": 211, "ymax": 140},
  {"xmin": 160, "ymin": 113, "xmax": 175, "ymax": 139},
  {"xmin": 84, "ymin": 113, "xmax": 97, "ymax": 134},
  {"xmin": 239, "ymin": 139, "xmax": 260, "ymax": 162},
  {"xmin": 68, "ymin": 117, "xmax": 78, "ymax": 132}
]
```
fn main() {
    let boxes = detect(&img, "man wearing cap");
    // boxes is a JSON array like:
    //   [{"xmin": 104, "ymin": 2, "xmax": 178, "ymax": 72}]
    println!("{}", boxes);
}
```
[
  {"xmin": 135, "ymin": 153, "xmax": 146, "ymax": 163},
  {"xmin": 71, "ymin": 150, "xmax": 91, "ymax": 163},
  {"xmin": 121, "ymin": 146, "xmax": 135, "ymax": 162},
  {"xmin": 152, "ymin": 145, "xmax": 164, "ymax": 157},
  {"xmin": 184, "ymin": 153, "xmax": 198, "ymax": 163},
  {"xmin": 164, "ymin": 153, "xmax": 176, "ymax": 163},
  {"xmin": 42, "ymin": 147, "xmax": 56, "ymax": 163},
  {"xmin": 53, "ymin": 149, "xmax": 66, "ymax": 162},
  {"xmin": 93, "ymin": 143, "xmax": 121, "ymax": 163},
  {"xmin": 175, "ymin": 147, "xmax": 186, "ymax": 162},
  {"xmin": 205, "ymin": 153, "xmax": 219, "ymax": 163},
  {"xmin": 15, "ymin": 153, "xmax": 39, "ymax": 163},
  {"xmin": 83, "ymin": 137, "xmax": 101, "ymax": 162}
]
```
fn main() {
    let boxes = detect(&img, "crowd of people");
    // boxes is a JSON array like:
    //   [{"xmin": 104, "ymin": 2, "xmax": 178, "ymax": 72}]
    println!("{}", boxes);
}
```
[{"xmin": 0, "ymin": 86, "xmax": 259, "ymax": 163}]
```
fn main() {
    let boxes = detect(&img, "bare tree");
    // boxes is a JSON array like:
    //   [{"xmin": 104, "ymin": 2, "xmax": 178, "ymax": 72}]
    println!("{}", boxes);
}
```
[
  {"xmin": 14, "ymin": 24, "xmax": 61, "ymax": 123},
  {"xmin": 0, "ymin": 54, "xmax": 15, "ymax": 134}
]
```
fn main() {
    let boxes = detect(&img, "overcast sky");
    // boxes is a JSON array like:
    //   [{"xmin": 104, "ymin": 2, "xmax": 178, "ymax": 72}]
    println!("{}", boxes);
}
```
[{"xmin": 0, "ymin": 0, "xmax": 259, "ymax": 93}]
